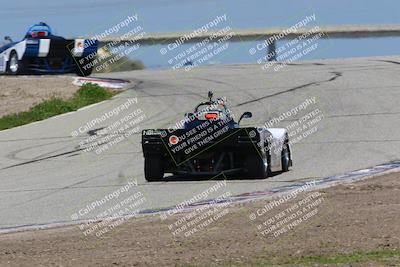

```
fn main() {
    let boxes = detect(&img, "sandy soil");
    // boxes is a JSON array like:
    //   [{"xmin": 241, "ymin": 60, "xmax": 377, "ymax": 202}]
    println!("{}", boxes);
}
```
[
  {"xmin": 0, "ymin": 75, "xmax": 79, "ymax": 117},
  {"xmin": 0, "ymin": 172, "xmax": 399, "ymax": 267}
]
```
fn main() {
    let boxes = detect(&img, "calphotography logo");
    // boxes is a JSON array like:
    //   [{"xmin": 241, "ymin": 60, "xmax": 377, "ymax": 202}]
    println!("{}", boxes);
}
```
[
  {"xmin": 160, "ymin": 180, "xmax": 233, "ymax": 238},
  {"xmin": 160, "ymin": 14, "xmax": 234, "ymax": 71},
  {"xmin": 249, "ymin": 13, "xmax": 328, "ymax": 71},
  {"xmin": 70, "ymin": 179, "xmax": 146, "ymax": 238},
  {"xmin": 71, "ymin": 97, "xmax": 147, "ymax": 155},
  {"xmin": 248, "ymin": 181, "xmax": 324, "ymax": 238},
  {"xmin": 71, "ymin": 12, "xmax": 146, "ymax": 74}
]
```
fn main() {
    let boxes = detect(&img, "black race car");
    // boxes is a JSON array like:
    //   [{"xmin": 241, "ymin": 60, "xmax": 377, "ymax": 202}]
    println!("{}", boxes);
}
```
[{"xmin": 142, "ymin": 92, "xmax": 292, "ymax": 181}]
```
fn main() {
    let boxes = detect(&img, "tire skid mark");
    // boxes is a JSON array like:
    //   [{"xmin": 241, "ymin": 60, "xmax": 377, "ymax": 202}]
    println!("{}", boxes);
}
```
[
  {"xmin": 373, "ymin": 59, "xmax": 400, "ymax": 65},
  {"xmin": 1, "ymin": 148, "xmax": 85, "ymax": 171},
  {"xmin": 236, "ymin": 71, "xmax": 342, "ymax": 107},
  {"xmin": 296, "ymin": 139, "xmax": 400, "ymax": 144},
  {"xmin": 280, "ymin": 111, "xmax": 400, "ymax": 122},
  {"xmin": 4, "ymin": 139, "xmax": 75, "ymax": 161}
]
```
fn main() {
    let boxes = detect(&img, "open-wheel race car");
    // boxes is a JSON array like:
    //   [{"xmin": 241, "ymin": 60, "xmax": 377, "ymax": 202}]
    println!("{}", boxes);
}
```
[
  {"xmin": 141, "ymin": 92, "xmax": 292, "ymax": 181},
  {"xmin": 0, "ymin": 22, "xmax": 97, "ymax": 76}
]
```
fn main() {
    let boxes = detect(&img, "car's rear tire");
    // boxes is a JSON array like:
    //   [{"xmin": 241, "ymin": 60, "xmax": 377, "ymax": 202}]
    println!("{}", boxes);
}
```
[
  {"xmin": 7, "ymin": 51, "xmax": 25, "ymax": 75},
  {"xmin": 75, "ymin": 57, "xmax": 94, "ymax": 77},
  {"xmin": 144, "ymin": 156, "xmax": 164, "ymax": 182},
  {"xmin": 76, "ymin": 66, "xmax": 93, "ymax": 77},
  {"xmin": 281, "ymin": 142, "xmax": 291, "ymax": 172},
  {"xmin": 245, "ymin": 154, "xmax": 268, "ymax": 179}
]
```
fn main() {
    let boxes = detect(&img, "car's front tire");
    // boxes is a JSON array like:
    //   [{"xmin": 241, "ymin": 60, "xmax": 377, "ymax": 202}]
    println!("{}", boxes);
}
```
[
  {"xmin": 144, "ymin": 156, "xmax": 164, "ymax": 182},
  {"xmin": 281, "ymin": 142, "xmax": 291, "ymax": 172},
  {"xmin": 7, "ymin": 51, "xmax": 25, "ymax": 75}
]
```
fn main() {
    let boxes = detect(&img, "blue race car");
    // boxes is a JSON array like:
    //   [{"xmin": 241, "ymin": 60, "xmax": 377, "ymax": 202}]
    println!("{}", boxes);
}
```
[{"xmin": 0, "ymin": 22, "xmax": 97, "ymax": 76}]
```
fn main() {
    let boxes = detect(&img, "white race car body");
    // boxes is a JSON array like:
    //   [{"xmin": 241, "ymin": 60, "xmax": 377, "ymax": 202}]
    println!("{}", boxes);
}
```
[
  {"xmin": 263, "ymin": 128, "xmax": 291, "ymax": 172},
  {"xmin": 0, "ymin": 38, "xmax": 97, "ymax": 75},
  {"xmin": 0, "ymin": 41, "xmax": 26, "ymax": 73}
]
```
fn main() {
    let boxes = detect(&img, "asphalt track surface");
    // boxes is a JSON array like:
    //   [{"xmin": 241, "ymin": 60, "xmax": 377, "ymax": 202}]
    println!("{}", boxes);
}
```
[{"xmin": 0, "ymin": 56, "xmax": 399, "ymax": 229}]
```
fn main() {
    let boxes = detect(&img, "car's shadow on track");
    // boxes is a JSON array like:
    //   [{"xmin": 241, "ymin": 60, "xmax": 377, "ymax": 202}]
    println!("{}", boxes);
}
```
[{"xmin": 162, "ymin": 171, "xmax": 284, "ymax": 182}]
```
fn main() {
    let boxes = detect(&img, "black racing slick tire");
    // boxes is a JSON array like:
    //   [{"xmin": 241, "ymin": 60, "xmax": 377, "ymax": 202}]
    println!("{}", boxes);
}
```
[
  {"xmin": 75, "ymin": 57, "xmax": 94, "ymax": 77},
  {"xmin": 281, "ymin": 142, "xmax": 291, "ymax": 172},
  {"xmin": 245, "ymin": 154, "xmax": 268, "ymax": 179},
  {"xmin": 7, "ymin": 51, "xmax": 25, "ymax": 75},
  {"xmin": 144, "ymin": 156, "xmax": 164, "ymax": 182}
]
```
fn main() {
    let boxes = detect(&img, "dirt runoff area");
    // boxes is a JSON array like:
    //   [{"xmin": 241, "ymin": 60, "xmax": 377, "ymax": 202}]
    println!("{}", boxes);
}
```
[
  {"xmin": 0, "ymin": 172, "xmax": 399, "ymax": 267},
  {"xmin": 0, "ymin": 75, "xmax": 80, "ymax": 117}
]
